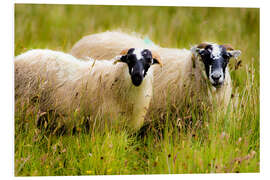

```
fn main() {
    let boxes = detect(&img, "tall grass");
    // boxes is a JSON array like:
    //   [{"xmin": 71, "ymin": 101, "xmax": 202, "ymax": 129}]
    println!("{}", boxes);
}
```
[{"xmin": 14, "ymin": 4, "xmax": 259, "ymax": 175}]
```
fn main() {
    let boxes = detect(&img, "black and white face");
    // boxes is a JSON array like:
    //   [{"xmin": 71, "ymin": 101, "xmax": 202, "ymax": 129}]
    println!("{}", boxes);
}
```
[
  {"xmin": 194, "ymin": 43, "xmax": 241, "ymax": 87},
  {"xmin": 118, "ymin": 48, "xmax": 162, "ymax": 86}
]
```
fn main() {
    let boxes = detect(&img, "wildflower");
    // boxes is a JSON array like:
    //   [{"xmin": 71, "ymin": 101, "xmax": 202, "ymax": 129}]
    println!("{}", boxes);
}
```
[
  {"xmin": 220, "ymin": 132, "xmax": 226, "ymax": 139},
  {"xmin": 86, "ymin": 170, "xmax": 92, "ymax": 174},
  {"xmin": 250, "ymin": 150, "xmax": 256, "ymax": 157},
  {"xmin": 238, "ymin": 137, "xmax": 242, "ymax": 143},
  {"xmin": 61, "ymin": 148, "xmax": 67, "ymax": 153},
  {"xmin": 107, "ymin": 168, "xmax": 113, "ymax": 173}
]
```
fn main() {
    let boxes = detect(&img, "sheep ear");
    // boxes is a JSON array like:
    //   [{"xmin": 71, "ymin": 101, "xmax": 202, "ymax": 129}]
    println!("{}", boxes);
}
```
[
  {"xmin": 113, "ymin": 54, "xmax": 126, "ymax": 64},
  {"xmin": 151, "ymin": 51, "xmax": 163, "ymax": 67},
  {"xmin": 228, "ymin": 50, "xmax": 241, "ymax": 59},
  {"xmin": 191, "ymin": 42, "xmax": 209, "ymax": 56},
  {"xmin": 119, "ymin": 48, "xmax": 131, "ymax": 63},
  {"xmin": 113, "ymin": 49, "xmax": 130, "ymax": 64},
  {"xmin": 222, "ymin": 44, "xmax": 241, "ymax": 59},
  {"xmin": 191, "ymin": 46, "xmax": 204, "ymax": 57}
]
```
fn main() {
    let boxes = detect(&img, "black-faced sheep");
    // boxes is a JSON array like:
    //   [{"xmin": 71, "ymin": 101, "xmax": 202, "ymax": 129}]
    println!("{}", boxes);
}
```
[
  {"xmin": 70, "ymin": 31, "xmax": 241, "ymax": 115},
  {"xmin": 15, "ymin": 48, "xmax": 162, "ymax": 131}
]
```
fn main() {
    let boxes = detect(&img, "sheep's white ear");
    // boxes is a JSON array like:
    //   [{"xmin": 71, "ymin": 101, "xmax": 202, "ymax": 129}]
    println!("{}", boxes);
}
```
[
  {"xmin": 191, "ymin": 42, "xmax": 209, "ymax": 56},
  {"xmin": 228, "ymin": 50, "xmax": 241, "ymax": 59},
  {"xmin": 222, "ymin": 44, "xmax": 241, "ymax": 59},
  {"xmin": 191, "ymin": 46, "xmax": 203, "ymax": 56},
  {"xmin": 151, "ymin": 51, "xmax": 163, "ymax": 67},
  {"xmin": 191, "ymin": 46, "xmax": 199, "ymax": 55}
]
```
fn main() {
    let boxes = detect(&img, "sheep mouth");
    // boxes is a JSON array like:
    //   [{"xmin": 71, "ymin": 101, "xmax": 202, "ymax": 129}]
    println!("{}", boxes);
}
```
[{"xmin": 211, "ymin": 82, "xmax": 223, "ymax": 88}]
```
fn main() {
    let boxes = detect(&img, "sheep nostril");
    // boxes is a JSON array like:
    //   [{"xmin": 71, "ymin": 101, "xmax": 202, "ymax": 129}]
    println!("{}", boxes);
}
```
[{"xmin": 211, "ymin": 74, "xmax": 221, "ymax": 82}]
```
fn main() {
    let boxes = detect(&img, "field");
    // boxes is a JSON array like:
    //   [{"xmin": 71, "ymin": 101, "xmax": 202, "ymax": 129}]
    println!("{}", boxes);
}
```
[{"xmin": 14, "ymin": 4, "xmax": 260, "ymax": 175}]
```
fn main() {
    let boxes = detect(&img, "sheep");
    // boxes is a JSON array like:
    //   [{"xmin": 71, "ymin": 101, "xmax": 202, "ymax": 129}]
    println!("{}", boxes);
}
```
[
  {"xmin": 70, "ymin": 31, "xmax": 241, "ymax": 116},
  {"xmin": 15, "ymin": 48, "xmax": 162, "ymax": 131}
]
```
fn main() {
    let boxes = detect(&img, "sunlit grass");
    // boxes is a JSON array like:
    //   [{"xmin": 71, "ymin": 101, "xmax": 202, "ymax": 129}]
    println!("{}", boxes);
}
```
[{"xmin": 14, "ymin": 4, "xmax": 259, "ymax": 175}]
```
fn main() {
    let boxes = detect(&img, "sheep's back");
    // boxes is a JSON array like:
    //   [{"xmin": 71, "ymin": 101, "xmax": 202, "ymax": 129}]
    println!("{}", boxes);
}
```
[{"xmin": 70, "ymin": 31, "xmax": 156, "ymax": 60}]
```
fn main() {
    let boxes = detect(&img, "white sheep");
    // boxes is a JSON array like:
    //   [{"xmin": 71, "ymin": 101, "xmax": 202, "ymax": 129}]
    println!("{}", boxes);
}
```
[
  {"xmin": 15, "ymin": 48, "xmax": 162, "ymax": 131},
  {"xmin": 70, "ymin": 31, "xmax": 241, "ymax": 114}
]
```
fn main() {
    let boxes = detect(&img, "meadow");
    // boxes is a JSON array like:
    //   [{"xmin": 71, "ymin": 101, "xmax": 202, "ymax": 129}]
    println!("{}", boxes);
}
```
[{"xmin": 14, "ymin": 4, "xmax": 259, "ymax": 175}]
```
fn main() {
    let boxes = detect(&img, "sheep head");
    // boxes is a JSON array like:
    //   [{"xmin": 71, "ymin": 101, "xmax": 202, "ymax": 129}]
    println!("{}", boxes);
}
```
[
  {"xmin": 191, "ymin": 42, "xmax": 241, "ymax": 87},
  {"xmin": 114, "ymin": 48, "xmax": 162, "ymax": 86}
]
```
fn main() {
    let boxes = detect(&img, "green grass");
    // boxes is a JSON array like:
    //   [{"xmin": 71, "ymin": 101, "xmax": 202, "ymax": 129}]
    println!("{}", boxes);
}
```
[{"xmin": 14, "ymin": 4, "xmax": 259, "ymax": 175}]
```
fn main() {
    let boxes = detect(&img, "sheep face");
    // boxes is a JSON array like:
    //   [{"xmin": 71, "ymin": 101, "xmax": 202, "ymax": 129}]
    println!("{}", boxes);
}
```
[
  {"xmin": 192, "ymin": 43, "xmax": 241, "ymax": 87},
  {"xmin": 117, "ymin": 48, "xmax": 162, "ymax": 86}
]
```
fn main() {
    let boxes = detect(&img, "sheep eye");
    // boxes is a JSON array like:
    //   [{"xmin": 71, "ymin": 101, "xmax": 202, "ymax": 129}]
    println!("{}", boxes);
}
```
[
  {"xmin": 144, "ymin": 57, "xmax": 152, "ymax": 64},
  {"xmin": 199, "ymin": 50, "xmax": 209, "ymax": 58},
  {"xmin": 222, "ymin": 53, "xmax": 230, "ymax": 59},
  {"xmin": 126, "ymin": 55, "xmax": 136, "ymax": 64}
]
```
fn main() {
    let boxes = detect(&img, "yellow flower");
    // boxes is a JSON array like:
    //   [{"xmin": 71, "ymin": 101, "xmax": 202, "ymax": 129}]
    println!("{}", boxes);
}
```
[
  {"xmin": 46, "ymin": 165, "xmax": 49, "ymax": 169},
  {"xmin": 86, "ymin": 170, "xmax": 92, "ymax": 174},
  {"xmin": 107, "ymin": 168, "xmax": 113, "ymax": 173}
]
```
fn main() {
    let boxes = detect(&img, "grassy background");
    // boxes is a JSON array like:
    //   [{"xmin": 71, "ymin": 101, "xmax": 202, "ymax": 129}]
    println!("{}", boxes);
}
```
[{"xmin": 14, "ymin": 4, "xmax": 259, "ymax": 175}]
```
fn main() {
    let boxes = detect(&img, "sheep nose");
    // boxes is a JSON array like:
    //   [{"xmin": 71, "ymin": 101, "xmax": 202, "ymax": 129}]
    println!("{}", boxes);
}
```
[
  {"xmin": 131, "ymin": 74, "xmax": 143, "ymax": 86},
  {"xmin": 211, "ymin": 73, "xmax": 221, "ymax": 82}
]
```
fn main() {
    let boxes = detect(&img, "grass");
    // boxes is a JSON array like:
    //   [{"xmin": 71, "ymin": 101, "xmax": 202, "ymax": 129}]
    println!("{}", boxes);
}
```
[{"xmin": 14, "ymin": 4, "xmax": 260, "ymax": 175}]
